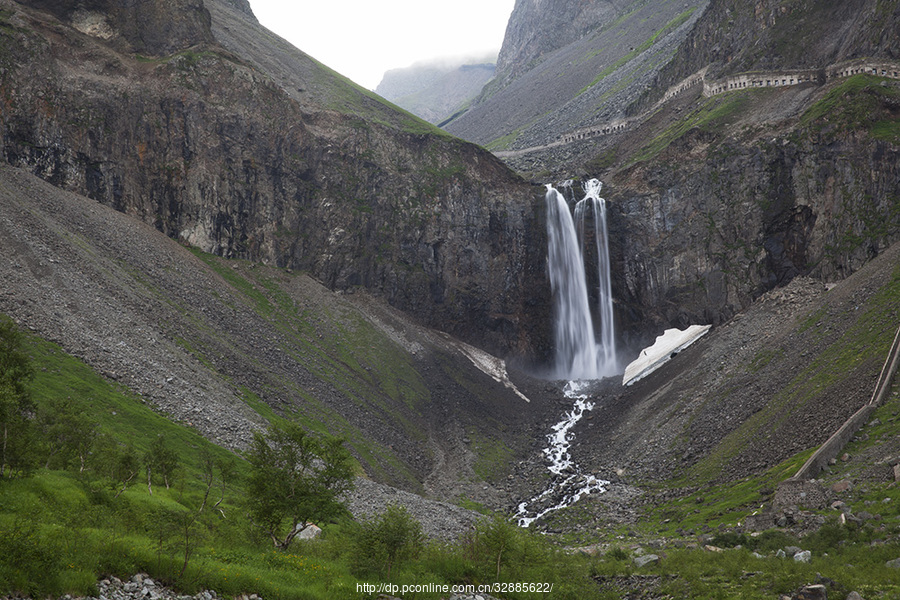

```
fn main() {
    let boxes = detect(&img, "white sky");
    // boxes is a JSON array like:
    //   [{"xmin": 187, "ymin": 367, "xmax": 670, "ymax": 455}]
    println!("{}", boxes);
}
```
[{"xmin": 249, "ymin": 0, "xmax": 515, "ymax": 90}]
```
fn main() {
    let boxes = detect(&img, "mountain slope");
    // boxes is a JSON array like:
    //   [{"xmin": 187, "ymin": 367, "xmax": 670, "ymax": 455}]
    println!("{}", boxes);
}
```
[
  {"xmin": 0, "ymin": 0, "xmax": 552, "ymax": 362},
  {"xmin": 376, "ymin": 59, "xmax": 495, "ymax": 125},
  {"xmin": 445, "ymin": 0, "xmax": 709, "ymax": 150},
  {"xmin": 0, "ymin": 162, "xmax": 554, "ymax": 499}
]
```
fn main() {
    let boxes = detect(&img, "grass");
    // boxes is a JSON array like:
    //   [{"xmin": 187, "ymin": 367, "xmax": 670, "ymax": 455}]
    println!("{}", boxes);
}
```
[
  {"xmin": 2, "ymin": 324, "xmax": 611, "ymax": 600},
  {"xmin": 800, "ymin": 74, "xmax": 900, "ymax": 143},
  {"xmin": 628, "ymin": 92, "xmax": 753, "ymax": 165}
]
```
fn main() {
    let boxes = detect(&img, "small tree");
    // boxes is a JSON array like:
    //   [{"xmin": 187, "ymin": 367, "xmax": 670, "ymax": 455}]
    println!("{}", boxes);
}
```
[
  {"xmin": 89, "ymin": 433, "xmax": 139, "ymax": 497},
  {"xmin": 0, "ymin": 318, "xmax": 35, "ymax": 478},
  {"xmin": 355, "ymin": 505, "xmax": 424, "ymax": 578},
  {"xmin": 478, "ymin": 516, "xmax": 523, "ymax": 579},
  {"xmin": 246, "ymin": 422, "xmax": 354, "ymax": 550},
  {"xmin": 145, "ymin": 434, "xmax": 180, "ymax": 494},
  {"xmin": 36, "ymin": 396, "xmax": 96, "ymax": 471}
]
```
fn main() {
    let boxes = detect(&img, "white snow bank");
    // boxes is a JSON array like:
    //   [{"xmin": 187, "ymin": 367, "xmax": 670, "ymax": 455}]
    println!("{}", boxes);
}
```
[{"xmin": 623, "ymin": 325, "xmax": 711, "ymax": 386}]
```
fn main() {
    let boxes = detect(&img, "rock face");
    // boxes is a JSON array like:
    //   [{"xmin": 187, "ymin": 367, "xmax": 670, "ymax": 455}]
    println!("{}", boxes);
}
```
[
  {"xmin": 451, "ymin": 0, "xmax": 899, "ymax": 348},
  {"xmin": 600, "ymin": 0, "xmax": 900, "ymax": 340},
  {"xmin": 0, "ymin": 0, "xmax": 552, "ymax": 361},
  {"xmin": 608, "ymin": 121, "xmax": 900, "ymax": 339},
  {"xmin": 494, "ymin": 0, "xmax": 620, "ymax": 83},
  {"xmin": 22, "ymin": 0, "xmax": 215, "ymax": 55}
]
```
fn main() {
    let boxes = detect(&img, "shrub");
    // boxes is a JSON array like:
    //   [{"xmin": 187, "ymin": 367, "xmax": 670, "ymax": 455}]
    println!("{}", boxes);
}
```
[{"xmin": 352, "ymin": 504, "xmax": 424, "ymax": 578}]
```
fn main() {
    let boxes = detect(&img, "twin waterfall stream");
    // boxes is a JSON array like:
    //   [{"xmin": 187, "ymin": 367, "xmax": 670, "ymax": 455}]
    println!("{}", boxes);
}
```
[{"xmin": 515, "ymin": 179, "xmax": 618, "ymax": 527}]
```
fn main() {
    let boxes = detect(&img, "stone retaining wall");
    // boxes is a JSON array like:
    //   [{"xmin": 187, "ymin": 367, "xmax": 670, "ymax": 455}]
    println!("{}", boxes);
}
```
[{"xmin": 553, "ymin": 59, "xmax": 900, "ymax": 147}]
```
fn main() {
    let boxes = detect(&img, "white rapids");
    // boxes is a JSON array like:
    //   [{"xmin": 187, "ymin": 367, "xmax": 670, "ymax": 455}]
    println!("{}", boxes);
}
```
[{"xmin": 515, "ymin": 381, "xmax": 609, "ymax": 527}]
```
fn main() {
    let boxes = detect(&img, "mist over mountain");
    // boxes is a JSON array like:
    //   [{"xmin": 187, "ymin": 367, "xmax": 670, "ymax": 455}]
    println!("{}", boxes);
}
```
[{"xmin": 376, "ymin": 56, "xmax": 496, "ymax": 124}]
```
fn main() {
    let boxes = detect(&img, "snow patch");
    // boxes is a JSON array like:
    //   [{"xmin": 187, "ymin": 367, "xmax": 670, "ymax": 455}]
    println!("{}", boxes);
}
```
[{"xmin": 623, "ymin": 325, "xmax": 711, "ymax": 386}]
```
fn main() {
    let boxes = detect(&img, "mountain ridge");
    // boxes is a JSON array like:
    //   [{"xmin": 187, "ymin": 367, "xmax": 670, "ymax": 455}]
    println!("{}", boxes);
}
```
[{"xmin": 1, "ymin": 0, "xmax": 554, "ymax": 362}]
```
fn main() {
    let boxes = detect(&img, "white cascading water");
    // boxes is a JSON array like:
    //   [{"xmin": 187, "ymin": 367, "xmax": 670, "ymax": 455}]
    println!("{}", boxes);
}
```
[
  {"xmin": 545, "ymin": 182, "xmax": 600, "ymax": 379},
  {"xmin": 545, "ymin": 179, "xmax": 617, "ymax": 379},
  {"xmin": 514, "ymin": 179, "xmax": 617, "ymax": 527},
  {"xmin": 515, "ymin": 381, "xmax": 609, "ymax": 527},
  {"xmin": 577, "ymin": 179, "xmax": 617, "ymax": 371}
]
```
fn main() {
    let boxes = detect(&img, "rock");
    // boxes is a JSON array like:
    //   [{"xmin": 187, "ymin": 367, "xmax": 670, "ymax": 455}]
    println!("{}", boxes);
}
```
[
  {"xmin": 893, "ymin": 464, "xmax": 900, "ymax": 482},
  {"xmin": 785, "ymin": 546, "xmax": 803, "ymax": 557},
  {"xmin": 886, "ymin": 557, "xmax": 900, "ymax": 569},
  {"xmin": 846, "ymin": 592, "xmax": 865, "ymax": 600},
  {"xmin": 633, "ymin": 554, "xmax": 660, "ymax": 567},
  {"xmin": 776, "ymin": 549, "xmax": 786, "ymax": 559},
  {"xmin": 793, "ymin": 584, "xmax": 827, "ymax": 600},
  {"xmin": 832, "ymin": 480, "xmax": 853, "ymax": 493},
  {"xmin": 794, "ymin": 550, "xmax": 812, "ymax": 563},
  {"xmin": 296, "ymin": 522, "xmax": 322, "ymax": 540}
]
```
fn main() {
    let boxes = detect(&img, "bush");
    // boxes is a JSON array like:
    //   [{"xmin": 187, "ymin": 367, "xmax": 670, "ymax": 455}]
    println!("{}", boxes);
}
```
[
  {"xmin": 352, "ymin": 505, "xmax": 424, "ymax": 578},
  {"xmin": 246, "ymin": 423, "xmax": 354, "ymax": 550}
]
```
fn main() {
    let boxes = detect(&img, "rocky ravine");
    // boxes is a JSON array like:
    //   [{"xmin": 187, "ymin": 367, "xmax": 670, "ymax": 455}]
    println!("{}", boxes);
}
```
[{"xmin": 0, "ymin": 162, "xmax": 560, "ymax": 520}]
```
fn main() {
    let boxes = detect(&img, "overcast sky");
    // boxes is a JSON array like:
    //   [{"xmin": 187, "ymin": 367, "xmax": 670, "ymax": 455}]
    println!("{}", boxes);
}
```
[{"xmin": 249, "ymin": 0, "xmax": 515, "ymax": 90}]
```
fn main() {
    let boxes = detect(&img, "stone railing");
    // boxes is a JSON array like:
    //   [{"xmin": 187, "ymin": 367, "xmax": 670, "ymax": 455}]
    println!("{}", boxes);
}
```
[
  {"xmin": 703, "ymin": 59, "xmax": 900, "ymax": 97},
  {"xmin": 703, "ymin": 69, "xmax": 821, "ymax": 96},
  {"xmin": 789, "ymin": 322, "xmax": 900, "ymax": 481},
  {"xmin": 559, "ymin": 118, "xmax": 633, "ymax": 144},
  {"xmin": 515, "ymin": 59, "xmax": 900, "ymax": 156}
]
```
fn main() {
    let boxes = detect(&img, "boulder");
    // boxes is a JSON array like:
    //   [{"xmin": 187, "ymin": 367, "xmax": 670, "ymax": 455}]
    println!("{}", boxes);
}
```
[
  {"xmin": 633, "ymin": 554, "xmax": 660, "ymax": 568},
  {"xmin": 792, "ymin": 584, "xmax": 827, "ymax": 600},
  {"xmin": 831, "ymin": 480, "xmax": 852, "ymax": 493},
  {"xmin": 794, "ymin": 550, "xmax": 812, "ymax": 563}
]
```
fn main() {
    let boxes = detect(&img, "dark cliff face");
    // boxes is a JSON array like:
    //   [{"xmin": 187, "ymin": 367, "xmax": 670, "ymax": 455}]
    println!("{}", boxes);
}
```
[
  {"xmin": 495, "ymin": 0, "xmax": 618, "ymax": 82},
  {"xmin": 0, "ymin": 0, "xmax": 553, "ymax": 361},
  {"xmin": 605, "ymin": 81, "xmax": 900, "ymax": 349},
  {"xmin": 20, "ymin": 0, "xmax": 215, "ymax": 55}
]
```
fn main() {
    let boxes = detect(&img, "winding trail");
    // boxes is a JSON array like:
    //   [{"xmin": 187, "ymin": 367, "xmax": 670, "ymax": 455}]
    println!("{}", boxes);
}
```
[{"xmin": 494, "ymin": 59, "xmax": 900, "ymax": 159}]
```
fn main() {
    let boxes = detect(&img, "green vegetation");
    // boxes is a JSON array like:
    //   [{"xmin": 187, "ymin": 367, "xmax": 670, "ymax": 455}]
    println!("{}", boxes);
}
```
[
  {"xmin": 628, "ymin": 92, "xmax": 753, "ymax": 165},
  {"xmin": 246, "ymin": 423, "xmax": 354, "ymax": 550},
  {"xmin": 352, "ymin": 505, "xmax": 424, "ymax": 579},
  {"xmin": 0, "ymin": 318, "xmax": 607, "ymax": 599},
  {"xmin": 801, "ymin": 74, "xmax": 900, "ymax": 143},
  {"xmin": 0, "ymin": 317, "xmax": 34, "ymax": 477}
]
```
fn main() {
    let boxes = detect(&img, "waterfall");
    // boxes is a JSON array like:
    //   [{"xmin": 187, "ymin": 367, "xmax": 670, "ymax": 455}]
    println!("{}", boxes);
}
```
[
  {"xmin": 545, "ymin": 179, "xmax": 618, "ymax": 379},
  {"xmin": 515, "ymin": 179, "xmax": 618, "ymax": 528}
]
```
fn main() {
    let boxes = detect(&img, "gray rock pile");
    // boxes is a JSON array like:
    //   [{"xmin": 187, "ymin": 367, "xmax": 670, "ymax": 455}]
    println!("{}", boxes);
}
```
[{"xmin": 94, "ymin": 574, "xmax": 228, "ymax": 600}]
